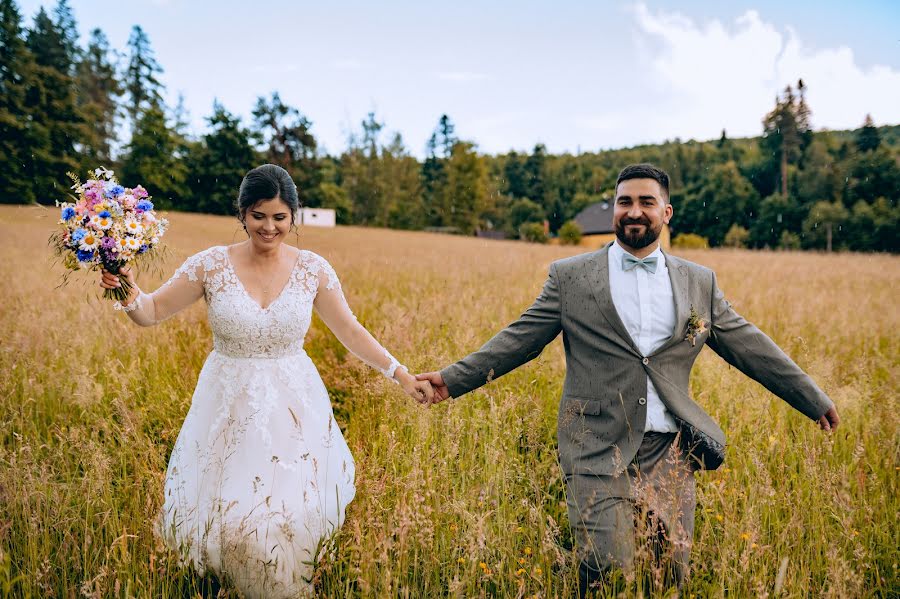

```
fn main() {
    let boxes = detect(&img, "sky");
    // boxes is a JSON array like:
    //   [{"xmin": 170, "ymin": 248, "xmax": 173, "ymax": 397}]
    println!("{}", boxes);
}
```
[{"xmin": 17, "ymin": 0, "xmax": 900, "ymax": 157}]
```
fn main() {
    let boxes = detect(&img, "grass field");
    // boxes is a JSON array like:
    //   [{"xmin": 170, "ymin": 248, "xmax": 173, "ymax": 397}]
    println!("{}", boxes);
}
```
[{"xmin": 1, "ymin": 204, "xmax": 897, "ymax": 598}]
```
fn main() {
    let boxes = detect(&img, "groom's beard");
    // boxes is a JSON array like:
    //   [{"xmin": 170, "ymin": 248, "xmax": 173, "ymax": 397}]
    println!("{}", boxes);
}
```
[{"xmin": 615, "ymin": 217, "xmax": 662, "ymax": 249}]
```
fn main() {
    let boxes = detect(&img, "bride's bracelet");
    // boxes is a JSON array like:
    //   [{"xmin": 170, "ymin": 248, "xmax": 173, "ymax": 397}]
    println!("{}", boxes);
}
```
[
  {"xmin": 383, "ymin": 358, "xmax": 407, "ymax": 384},
  {"xmin": 113, "ymin": 292, "xmax": 145, "ymax": 313}
]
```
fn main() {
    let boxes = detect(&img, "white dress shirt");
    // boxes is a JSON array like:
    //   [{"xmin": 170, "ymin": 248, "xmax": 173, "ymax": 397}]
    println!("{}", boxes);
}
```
[{"xmin": 607, "ymin": 241, "xmax": 679, "ymax": 433}]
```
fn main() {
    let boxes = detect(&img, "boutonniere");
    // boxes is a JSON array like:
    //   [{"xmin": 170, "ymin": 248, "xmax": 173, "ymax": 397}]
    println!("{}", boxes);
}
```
[{"xmin": 685, "ymin": 305, "xmax": 709, "ymax": 347}]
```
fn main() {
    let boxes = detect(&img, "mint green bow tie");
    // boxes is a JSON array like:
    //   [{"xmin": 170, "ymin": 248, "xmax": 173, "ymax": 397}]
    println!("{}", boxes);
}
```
[{"xmin": 622, "ymin": 254, "xmax": 659, "ymax": 274}]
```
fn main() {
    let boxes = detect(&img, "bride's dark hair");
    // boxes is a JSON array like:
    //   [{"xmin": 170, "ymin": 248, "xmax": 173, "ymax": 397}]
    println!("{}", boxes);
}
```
[{"xmin": 236, "ymin": 164, "xmax": 300, "ymax": 224}]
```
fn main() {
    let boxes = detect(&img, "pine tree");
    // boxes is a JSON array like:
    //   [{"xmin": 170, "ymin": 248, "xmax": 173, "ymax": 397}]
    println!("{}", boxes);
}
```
[
  {"xmin": 76, "ymin": 28, "xmax": 121, "ymax": 167},
  {"xmin": 25, "ymin": 6, "xmax": 80, "ymax": 203},
  {"xmin": 120, "ymin": 104, "xmax": 186, "ymax": 209},
  {"xmin": 53, "ymin": 0, "xmax": 78, "ymax": 68},
  {"xmin": 855, "ymin": 114, "xmax": 881, "ymax": 153},
  {"xmin": 421, "ymin": 132, "xmax": 447, "ymax": 226},
  {"xmin": 190, "ymin": 101, "xmax": 256, "ymax": 215},
  {"xmin": 761, "ymin": 80, "xmax": 809, "ymax": 199},
  {"xmin": 252, "ymin": 92, "xmax": 321, "ymax": 207},
  {"xmin": 125, "ymin": 25, "xmax": 164, "ymax": 126},
  {"xmin": 0, "ymin": 0, "xmax": 35, "ymax": 202}
]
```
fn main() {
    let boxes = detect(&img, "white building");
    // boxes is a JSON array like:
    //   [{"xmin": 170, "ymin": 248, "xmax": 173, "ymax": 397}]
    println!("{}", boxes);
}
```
[{"xmin": 299, "ymin": 208, "xmax": 336, "ymax": 227}]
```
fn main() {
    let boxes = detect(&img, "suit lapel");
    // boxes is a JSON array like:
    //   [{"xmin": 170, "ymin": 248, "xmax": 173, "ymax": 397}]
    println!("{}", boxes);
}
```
[
  {"xmin": 586, "ymin": 245, "xmax": 641, "ymax": 356},
  {"xmin": 652, "ymin": 252, "xmax": 690, "ymax": 355}
]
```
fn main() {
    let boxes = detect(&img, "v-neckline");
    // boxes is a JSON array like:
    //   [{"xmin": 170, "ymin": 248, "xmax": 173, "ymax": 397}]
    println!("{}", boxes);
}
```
[{"xmin": 224, "ymin": 246, "xmax": 303, "ymax": 311}]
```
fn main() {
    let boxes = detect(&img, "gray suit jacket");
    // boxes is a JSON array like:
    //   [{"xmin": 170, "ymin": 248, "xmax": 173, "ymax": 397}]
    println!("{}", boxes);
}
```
[{"xmin": 441, "ymin": 245, "xmax": 833, "ymax": 474}]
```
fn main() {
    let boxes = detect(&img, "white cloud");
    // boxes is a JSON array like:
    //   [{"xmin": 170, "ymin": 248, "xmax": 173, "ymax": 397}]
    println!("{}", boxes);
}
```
[
  {"xmin": 437, "ymin": 71, "xmax": 490, "ymax": 82},
  {"xmin": 619, "ymin": 2, "xmax": 900, "ymax": 142}
]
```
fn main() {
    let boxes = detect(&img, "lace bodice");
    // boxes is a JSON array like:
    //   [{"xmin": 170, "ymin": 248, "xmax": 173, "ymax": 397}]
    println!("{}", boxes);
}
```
[
  {"xmin": 189, "ymin": 247, "xmax": 333, "ymax": 358},
  {"xmin": 119, "ymin": 246, "xmax": 402, "ymax": 375}
]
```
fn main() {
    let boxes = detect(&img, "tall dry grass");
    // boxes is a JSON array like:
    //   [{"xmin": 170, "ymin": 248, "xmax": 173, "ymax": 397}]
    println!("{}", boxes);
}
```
[{"xmin": 0, "ymin": 204, "xmax": 897, "ymax": 597}]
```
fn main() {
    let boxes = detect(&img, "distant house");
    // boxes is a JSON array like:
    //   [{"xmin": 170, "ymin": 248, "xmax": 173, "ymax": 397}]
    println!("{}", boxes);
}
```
[
  {"xmin": 570, "ymin": 201, "xmax": 670, "ymax": 249},
  {"xmin": 300, "ymin": 208, "xmax": 335, "ymax": 227}
]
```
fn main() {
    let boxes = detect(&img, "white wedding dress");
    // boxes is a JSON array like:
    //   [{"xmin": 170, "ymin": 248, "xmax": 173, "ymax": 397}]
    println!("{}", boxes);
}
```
[{"xmin": 118, "ymin": 246, "xmax": 402, "ymax": 597}]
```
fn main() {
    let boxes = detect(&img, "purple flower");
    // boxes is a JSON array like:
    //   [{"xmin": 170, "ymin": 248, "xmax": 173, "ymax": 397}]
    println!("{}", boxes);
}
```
[
  {"xmin": 138, "ymin": 244, "xmax": 149, "ymax": 254},
  {"xmin": 101, "ymin": 236, "xmax": 116, "ymax": 250}
]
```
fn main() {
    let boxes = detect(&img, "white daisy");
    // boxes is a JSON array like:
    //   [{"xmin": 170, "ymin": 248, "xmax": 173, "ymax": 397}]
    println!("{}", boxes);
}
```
[
  {"xmin": 79, "ymin": 231, "xmax": 101, "ymax": 250},
  {"xmin": 124, "ymin": 219, "xmax": 144, "ymax": 236}
]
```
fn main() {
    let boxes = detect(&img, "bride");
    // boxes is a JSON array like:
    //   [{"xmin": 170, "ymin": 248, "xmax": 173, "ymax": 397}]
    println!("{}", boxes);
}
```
[{"xmin": 100, "ymin": 164, "xmax": 433, "ymax": 597}]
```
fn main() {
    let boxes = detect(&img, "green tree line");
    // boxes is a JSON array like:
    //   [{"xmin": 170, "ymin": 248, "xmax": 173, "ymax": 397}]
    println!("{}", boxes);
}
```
[{"xmin": 2, "ymin": 0, "xmax": 898, "ymax": 251}]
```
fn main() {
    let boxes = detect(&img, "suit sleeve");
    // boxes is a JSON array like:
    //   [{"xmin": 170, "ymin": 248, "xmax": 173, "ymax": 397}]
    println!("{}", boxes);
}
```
[
  {"xmin": 705, "ymin": 271, "xmax": 833, "ymax": 420},
  {"xmin": 441, "ymin": 263, "xmax": 563, "ymax": 398}
]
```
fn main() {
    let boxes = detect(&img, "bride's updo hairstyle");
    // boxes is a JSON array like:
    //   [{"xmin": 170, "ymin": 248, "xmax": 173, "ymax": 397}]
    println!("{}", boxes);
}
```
[{"xmin": 237, "ymin": 164, "xmax": 300, "ymax": 225}]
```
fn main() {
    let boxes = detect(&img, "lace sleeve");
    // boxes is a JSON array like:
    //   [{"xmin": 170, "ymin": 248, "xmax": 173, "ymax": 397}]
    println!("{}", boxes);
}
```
[
  {"xmin": 310, "ymin": 254, "xmax": 405, "ymax": 382},
  {"xmin": 115, "ymin": 250, "xmax": 208, "ymax": 326}
]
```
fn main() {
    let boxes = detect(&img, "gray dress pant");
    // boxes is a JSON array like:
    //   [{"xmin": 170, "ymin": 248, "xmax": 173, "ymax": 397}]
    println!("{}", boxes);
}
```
[{"xmin": 567, "ymin": 432, "xmax": 697, "ymax": 596}]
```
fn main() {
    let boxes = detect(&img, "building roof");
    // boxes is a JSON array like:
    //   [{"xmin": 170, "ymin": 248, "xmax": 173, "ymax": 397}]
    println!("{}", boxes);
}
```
[{"xmin": 574, "ymin": 201, "xmax": 614, "ymax": 235}]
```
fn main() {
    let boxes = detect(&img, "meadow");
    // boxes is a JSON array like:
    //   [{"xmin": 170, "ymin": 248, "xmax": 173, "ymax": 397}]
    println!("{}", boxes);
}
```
[{"xmin": 0, "ymin": 204, "xmax": 897, "ymax": 598}]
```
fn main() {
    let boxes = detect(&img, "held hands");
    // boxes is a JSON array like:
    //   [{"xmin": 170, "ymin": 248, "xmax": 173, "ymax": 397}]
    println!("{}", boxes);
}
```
[
  {"xmin": 394, "ymin": 369, "xmax": 437, "ymax": 405},
  {"xmin": 413, "ymin": 372, "xmax": 451, "ymax": 404}
]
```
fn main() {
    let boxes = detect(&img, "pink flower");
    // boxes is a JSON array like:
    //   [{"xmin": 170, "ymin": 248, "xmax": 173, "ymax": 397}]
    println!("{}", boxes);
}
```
[{"xmin": 132, "ymin": 185, "xmax": 149, "ymax": 199}]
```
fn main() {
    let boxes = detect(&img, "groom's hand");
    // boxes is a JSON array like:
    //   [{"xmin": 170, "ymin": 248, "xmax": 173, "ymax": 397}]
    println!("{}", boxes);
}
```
[
  {"xmin": 415, "ymin": 372, "xmax": 451, "ymax": 403},
  {"xmin": 817, "ymin": 405, "xmax": 840, "ymax": 432}
]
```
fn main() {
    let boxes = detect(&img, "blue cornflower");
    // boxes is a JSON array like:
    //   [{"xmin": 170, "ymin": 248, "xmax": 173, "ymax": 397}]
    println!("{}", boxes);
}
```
[
  {"xmin": 76, "ymin": 249, "xmax": 94, "ymax": 262},
  {"xmin": 135, "ymin": 200, "xmax": 154, "ymax": 212},
  {"xmin": 138, "ymin": 244, "xmax": 149, "ymax": 254},
  {"xmin": 105, "ymin": 184, "xmax": 125, "ymax": 198},
  {"xmin": 99, "ymin": 210, "xmax": 111, "ymax": 218},
  {"xmin": 61, "ymin": 206, "xmax": 76, "ymax": 221},
  {"xmin": 71, "ymin": 229, "xmax": 86, "ymax": 242}
]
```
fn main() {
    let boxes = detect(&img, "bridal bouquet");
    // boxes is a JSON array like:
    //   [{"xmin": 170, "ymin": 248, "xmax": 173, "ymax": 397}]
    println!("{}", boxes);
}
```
[{"xmin": 51, "ymin": 167, "xmax": 169, "ymax": 302}]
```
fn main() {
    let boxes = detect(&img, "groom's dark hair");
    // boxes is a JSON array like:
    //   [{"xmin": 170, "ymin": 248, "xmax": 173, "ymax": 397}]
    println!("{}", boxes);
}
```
[{"xmin": 616, "ymin": 163, "xmax": 670, "ymax": 202}]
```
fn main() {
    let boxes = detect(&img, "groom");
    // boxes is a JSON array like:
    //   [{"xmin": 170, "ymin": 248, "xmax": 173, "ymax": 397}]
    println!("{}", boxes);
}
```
[{"xmin": 417, "ymin": 163, "xmax": 839, "ymax": 594}]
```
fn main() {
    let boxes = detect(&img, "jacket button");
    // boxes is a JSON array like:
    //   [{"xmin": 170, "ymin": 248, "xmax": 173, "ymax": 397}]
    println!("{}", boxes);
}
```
[
  {"xmin": 642, "ymin": 357, "xmax": 649, "ymax": 365},
  {"xmin": 638, "ymin": 397, "xmax": 647, "ymax": 405}
]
